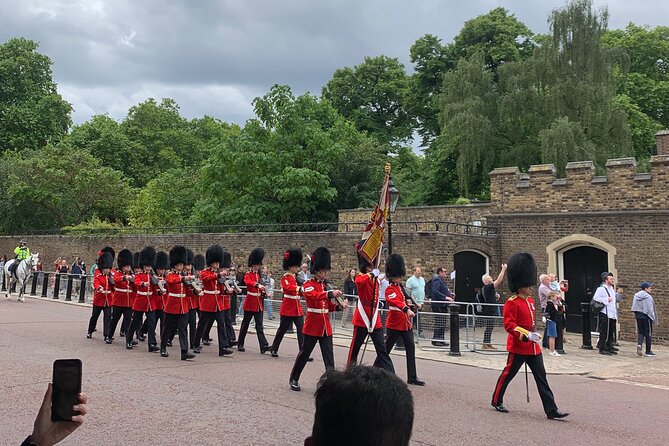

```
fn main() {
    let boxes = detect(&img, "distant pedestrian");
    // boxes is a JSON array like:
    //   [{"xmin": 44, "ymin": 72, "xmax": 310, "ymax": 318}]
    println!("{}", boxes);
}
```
[
  {"xmin": 593, "ymin": 272, "xmax": 618, "ymax": 356},
  {"xmin": 480, "ymin": 263, "xmax": 507, "ymax": 350},
  {"xmin": 298, "ymin": 262, "xmax": 311, "ymax": 284},
  {"xmin": 632, "ymin": 282, "xmax": 657, "ymax": 357},
  {"xmin": 341, "ymin": 268, "xmax": 357, "ymax": 327},
  {"xmin": 545, "ymin": 291, "xmax": 561, "ymax": 356},
  {"xmin": 430, "ymin": 267, "xmax": 455, "ymax": 346}
]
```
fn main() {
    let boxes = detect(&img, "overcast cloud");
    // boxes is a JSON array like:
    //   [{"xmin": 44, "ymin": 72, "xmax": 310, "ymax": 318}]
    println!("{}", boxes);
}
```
[{"xmin": 1, "ymin": 0, "xmax": 668, "ymax": 126}]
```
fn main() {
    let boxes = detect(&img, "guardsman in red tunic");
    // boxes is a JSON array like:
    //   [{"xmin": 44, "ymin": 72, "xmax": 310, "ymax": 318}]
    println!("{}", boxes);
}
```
[
  {"xmin": 194, "ymin": 245, "xmax": 234, "ymax": 356},
  {"xmin": 289, "ymin": 247, "xmax": 346, "ymax": 392},
  {"xmin": 160, "ymin": 246, "xmax": 196, "ymax": 360},
  {"xmin": 141, "ymin": 250, "xmax": 168, "ymax": 344},
  {"xmin": 491, "ymin": 253, "xmax": 568, "ymax": 420},
  {"xmin": 346, "ymin": 250, "xmax": 395, "ymax": 373},
  {"xmin": 374, "ymin": 254, "xmax": 425, "ymax": 386},
  {"xmin": 185, "ymin": 249, "xmax": 203, "ymax": 350},
  {"xmin": 270, "ymin": 248, "xmax": 306, "ymax": 358},
  {"xmin": 94, "ymin": 246, "xmax": 115, "ymax": 278},
  {"xmin": 126, "ymin": 247, "xmax": 159, "ymax": 352},
  {"xmin": 108, "ymin": 249, "xmax": 134, "ymax": 342},
  {"xmin": 87, "ymin": 252, "xmax": 114, "ymax": 342},
  {"xmin": 238, "ymin": 248, "xmax": 270, "ymax": 353}
]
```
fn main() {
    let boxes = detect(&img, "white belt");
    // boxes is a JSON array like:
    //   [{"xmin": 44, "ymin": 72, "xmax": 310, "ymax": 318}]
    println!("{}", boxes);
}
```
[
  {"xmin": 283, "ymin": 295, "xmax": 300, "ymax": 300},
  {"xmin": 115, "ymin": 288, "xmax": 131, "ymax": 293},
  {"xmin": 99, "ymin": 290, "xmax": 111, "ymax": 294},
  {"xmin": 307, "ymin": 308, "xmax": 329, "ymax": 314},
  {"xmin": 203, "ymin": 290, "xmax": 219, "ymax": 295},
  {"xmin": 136, "ymin": 291, "xmax": 151, "ymax": 296},
  {"xmin": 389, "ymin": 306, "xmax": 402, "ymax": 311},
  {"xmin": 247, "ymin": 291, "xmax": 260, "ymax": 297},
  {"xmin": 168, "ymin": 293, "xmax": 186, "ymax": 298}
]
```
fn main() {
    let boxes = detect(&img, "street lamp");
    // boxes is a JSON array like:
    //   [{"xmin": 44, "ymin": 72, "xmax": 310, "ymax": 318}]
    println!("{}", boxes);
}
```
[{"xmin": 387, "ymin": 178, "xmax": 400, "ymax": 255}]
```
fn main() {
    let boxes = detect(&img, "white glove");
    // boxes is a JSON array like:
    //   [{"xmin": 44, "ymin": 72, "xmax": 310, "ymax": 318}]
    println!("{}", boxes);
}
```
[
  {"xmin": 542, "ymin": 316, "xmax": 547, "ymax": 323},
  {"xmin": 372, "ymin": 268, "xmax": 380, "ymax": 277},
  {"xmin": 528, "ymin": 332, "xmax": 542, "ymax": 343}
]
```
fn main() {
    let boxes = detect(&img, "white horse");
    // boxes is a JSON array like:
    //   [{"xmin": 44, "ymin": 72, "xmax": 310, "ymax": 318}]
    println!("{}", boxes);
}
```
[{"xmin": 3, "ymin": 253, "xmax": 39, "ymax": 302}]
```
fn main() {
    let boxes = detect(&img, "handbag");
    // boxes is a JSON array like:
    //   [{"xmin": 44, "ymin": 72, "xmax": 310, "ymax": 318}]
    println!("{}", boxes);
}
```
[{"xmin": 590, "ymin": 287, "xmax": 608, "ymax": 313}]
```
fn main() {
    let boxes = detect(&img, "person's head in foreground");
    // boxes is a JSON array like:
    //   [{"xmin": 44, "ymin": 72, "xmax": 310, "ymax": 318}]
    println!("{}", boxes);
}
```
[{"xmin": 305, "ymin": 366, "xmax": 414, "ymax": 446}]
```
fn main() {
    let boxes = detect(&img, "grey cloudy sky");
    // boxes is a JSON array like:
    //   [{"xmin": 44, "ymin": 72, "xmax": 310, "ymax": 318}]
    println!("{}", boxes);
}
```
[{"xmin": 1, "ymin": 0, "xmax": 668, "ymax": 126}]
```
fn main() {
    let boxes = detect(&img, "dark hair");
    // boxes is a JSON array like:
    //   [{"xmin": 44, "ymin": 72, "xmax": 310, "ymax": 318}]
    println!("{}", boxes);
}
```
[
  {"xmin": 436, "ymin": 267, "xmax": 445, "ymax": 274},
  {"xmin": 311, "ymin": 366, "xmax": 413, "ymax": 446}
]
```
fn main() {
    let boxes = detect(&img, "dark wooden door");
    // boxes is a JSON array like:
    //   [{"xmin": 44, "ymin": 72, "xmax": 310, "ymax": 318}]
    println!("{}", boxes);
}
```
[
  {"xmin": 454, "ymin": 251, "xmax": 487, "ymax": 303},
  {"xmin": 562, "ymin": 246, "xmax": 608, "ymax": 333}
]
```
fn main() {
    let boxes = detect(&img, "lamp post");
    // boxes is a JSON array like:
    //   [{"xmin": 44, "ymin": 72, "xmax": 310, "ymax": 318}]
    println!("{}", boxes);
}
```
[{"xmin": 387, "ymin": 178, "xmax": 400, "ymax": 255}]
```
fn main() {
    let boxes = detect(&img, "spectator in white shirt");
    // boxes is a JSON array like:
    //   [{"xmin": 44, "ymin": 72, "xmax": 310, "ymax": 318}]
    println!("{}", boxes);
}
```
[{"xmin": 593, "ymin": 272, "xmax": 618, "ymax": 355}]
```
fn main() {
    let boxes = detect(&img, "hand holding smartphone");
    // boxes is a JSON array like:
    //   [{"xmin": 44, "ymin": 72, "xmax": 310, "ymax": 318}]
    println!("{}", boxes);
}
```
[{"xmin": 51, "ymin": 359, "xmax": 82, "ymax": 422}]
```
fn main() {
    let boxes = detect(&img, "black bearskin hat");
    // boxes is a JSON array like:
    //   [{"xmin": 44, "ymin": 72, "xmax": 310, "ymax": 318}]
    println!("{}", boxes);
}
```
[
  {"xmin": 133, "ymin": 252, "xmax": 141, "ymax": 269},
  {"xmin": 186, "ymin": 249, "xmax": 194, "ymax": 265},
  {"xmin": 139, "ymin": 247, "xmax": 156, "ymax": 268},
  {"xmin": 117, "ymin": 249, "xmax": 133, "ymax": 269},
  {"xmin": 222, "ymin": 251, "xmax": 232, "ymax": 269},
  {"xmin": 357, "ymin": 252, "xmax": 372, "ymax": 273},
  {"xmin": 170, "ymin": 246, "xmax": 188, "ymax": 268},
  {"xmin": 98, "ymin": 252, "xmax": 113, "ymax": 270},
  {"xmin": 206, "ymin": 245, "xmax": 224, "ymax": 266},
  {"xmin": 248, "ymin": 248, "xmax": 265, "ymax": 267},
  {"xmin": 385, "ymin": 254, "xmax": 406, "ymax": 279},
  {"xmin": 507, "ymin": 252, "xmax": 537, "ymax": 293},
  {"xmin": 193, "ymin": 254, "xmax": 205, "ymax": 271},
  {"xmin": 283, "ymin": 248, "xmax": 303, "ymax": 271},
  {"xmin": 310, "ymin": 247, "xmax": 331, "ymax": 274},
  {"xmin": 155, "ymin": 251, "xmax": 169, "ymax": 270},
  {"xmin": 98, "ymin": 246, "xmax": 115, "ymax": 261}
]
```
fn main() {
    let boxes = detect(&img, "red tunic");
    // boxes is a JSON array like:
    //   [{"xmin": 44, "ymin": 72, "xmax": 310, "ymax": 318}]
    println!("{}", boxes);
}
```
[
  {"xmin": 111, "ymin": 271, "xmax": 134, "ymax": 307},
  {"xmin": 92, "ymin": 274, "xmax": 112, "ymax": 307},
  {"xmin": 504, "ymin": 295, "xmax": 542, "ymax": 355},
  {"xmin": 164, "ymin": 272, "xmax": 189, "ymax": 315},
  {"xmin": 199, "ymin": 269, "xmax": 225, "ymax": 312},
  {"xmin": 186, "ymin": 283, "xmax": 199, "ymax": 310},
  {"xmin": 302, "ymin": 279, "xmax": 338, "ymax": 337},
  {"xmin": 132, "ymin": 272, "xmax": 153, "ymax": 312},
  {"xmin": 279, "ymin": 273, "xmax": 303, "ymax": 317},
  {"xmin": 243, "ymin": 270, "xmax": 264, "ymax": 312},
  {"xmin": 352, "ymin": 273, "xmax": 382, "ymax": 330},
  {"xmin": 384, "ymin": 282, "xmax": 412, "ymax": 331},
  {"xmin": 150, "ymin": 281, "xmax": 164, "ymax": 312}
]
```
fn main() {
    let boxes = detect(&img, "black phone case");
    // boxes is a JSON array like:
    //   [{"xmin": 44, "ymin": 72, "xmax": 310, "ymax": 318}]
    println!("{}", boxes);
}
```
[{"xmin": 51, "ymin": 359, "xmax": 82, "ymax": 422}]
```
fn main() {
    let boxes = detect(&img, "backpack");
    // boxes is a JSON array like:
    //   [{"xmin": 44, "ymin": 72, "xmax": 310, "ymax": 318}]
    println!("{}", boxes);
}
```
[
  {"xmin": 590, "ymin": 286, "xmax": 608, "ymax": 314},
  {"xmin": 424, "ymin": 278, "xmax": 433, "ymax": 299}
]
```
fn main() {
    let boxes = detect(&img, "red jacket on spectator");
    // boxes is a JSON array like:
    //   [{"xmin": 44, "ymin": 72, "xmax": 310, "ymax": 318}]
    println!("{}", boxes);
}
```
[
  {"xmin": 279, "ymin": 273, "xmax": 303, "ymax": 317},
  {"xmin": 384, "ymin": 282, "xmax": 412, "ymax": 331},
  {"xmin": 302, "ymin": 278, "xmax": 338, "ymax": 337},
  {"xmin": 164, "ymin": 271, "xmax": 189, "ymax": 315},
  {"xmin": 243, "ymin": 270, "xmax": 264, "ymax": 312}
]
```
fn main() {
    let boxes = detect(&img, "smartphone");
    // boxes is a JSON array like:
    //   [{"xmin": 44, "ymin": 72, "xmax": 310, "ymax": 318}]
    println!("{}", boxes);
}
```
[{"xmin": 51, "ymin": 359, "xmax": 82, "ymax": 422}]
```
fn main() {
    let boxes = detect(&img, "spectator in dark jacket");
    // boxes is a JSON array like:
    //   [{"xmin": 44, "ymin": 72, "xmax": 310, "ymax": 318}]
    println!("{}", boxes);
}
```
[{"xmin": 430, "ymin": 268, "xmax": 454, "ymax": 346}]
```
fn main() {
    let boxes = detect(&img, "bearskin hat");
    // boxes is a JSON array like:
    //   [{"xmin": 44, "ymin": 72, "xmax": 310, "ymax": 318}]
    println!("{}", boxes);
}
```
[
  {"xmin": 169, "ymin": 246, "xmax": 188, "ymax": 268},
  {"xmin": 206, "ymin": 245, "xmax": 224, "ymax": 266},
  {"xmin": 186, "ymin": 249, "xmax": 194, "ymax": 265},
  {"xmin": 248, "ymin": 248, "xmax": 265, "ymax": 267},
  {"xmin": 139, "ymin": 246, "xmax": 156, "ymax": 268},
  {"xmin": 222, "ymin": 251, "xmax": 232, "ymax": 268},
  {"xmin": 98, "ymin": 252, "xmax": 114, "ymax": 270},
  {"xmin": 310, "ymin": 247, "xmax": 331, "ymax": 274},
  {"xmin": 507, "ymin": 252, "xmax": 537, "ymax": 293},
  {"xmin": 282, "ymin": 248, "xmax": 303, "ymax": 271},
  {"xmin": 133, "ymin": 252, "xmax": 141, "ymax": 270},
  {"xmin": 155, "ymin": 251, "xmax": 169, "ymax": 270},
  {"xmin": 117, "ymin": 249, "xmax": 133, "ymax": 269},
  {"xmin": 193, "ymin": 254, "xmax": 205, "ymax": 271},
  {"xmin": 98, "ymin": 246, "xmax": 115, "ymax": 261},
  {"xmin": 385, "ymin": 254, "xmax": 406, "ymax": 279},
  {"xmin": 357, "ymin": 252, "xmax": 372, "ymax": 273}
]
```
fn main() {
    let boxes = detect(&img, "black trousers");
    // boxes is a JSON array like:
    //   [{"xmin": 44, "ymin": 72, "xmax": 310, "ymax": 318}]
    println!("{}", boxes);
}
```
[
  {"xmin": 290, "ymin": 334, "xmax": 335, "ymax": 382},
  {"xmin": 375, "ymin": 328, "xmax": 417, "ymax": 380},
  {"xmin": 188, "ymin": 308, "xmax": 198, "ymax": 349},
  {"xmin": 491, "ymin": 352, "xmax": 558, "ymax": 414},
  {"xmin": 127, "ymin": 310, "xmax": 156, "ymax": 348},
  {"xmin": 143, "ymin": 309, "xmax": 164, "ymax": 340},
  {"xmin": 636, "ymin": 315, "xmax": 653, "ymax": 353},
  {"xmin": 87, "ymin": 305, "xmax": 111, "ymax": 337},
  {"xmin": 347, "ymin": 326, "xmax": 395, "ymax": 373},
  {"xmin": 555, "ymin": 314, "xmax": 565, "ymax": 353},
  {"xmin": 161, "ymin": 313, "xmax": 189, "ymax": 353},
  {"xmin": 271, "ymin": 315, "xmax": 304, "ymax": 353},
  {"xmin": 432, "ymin": 303, "xmax": 448, "ymax": 340},
  {"xmin": 238, "ymin": 310, "xmax": 269, "ymax": 348},
  {"xmin": 195, "ymin": 310, "xmax": 230, "ymax": 351},
  {"xmin": 483, "ymin": 318, "xmax": 494, "ymax": 344},
  {"xmin": 597, "ymin": 313, "xmax": 617, "ymax": 352},
  {"xmin": 108, "ymin": 306, "xmax": 132, "ymax": 338},
  {"xmin": 224, "ymin": 308, "xmax": 236, "ymax": 342}
]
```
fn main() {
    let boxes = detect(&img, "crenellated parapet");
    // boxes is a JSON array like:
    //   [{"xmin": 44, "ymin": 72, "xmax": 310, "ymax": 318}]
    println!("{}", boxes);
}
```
[{"xmin": 490, "ymin": 155, "xmax": 669, "ymax": 214}]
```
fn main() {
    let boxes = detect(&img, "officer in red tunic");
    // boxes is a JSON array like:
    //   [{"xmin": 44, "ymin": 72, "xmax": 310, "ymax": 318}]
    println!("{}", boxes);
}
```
[
  {"xmin": 269, "ymin": 248, "xmax": 307, "ymax": 358},
  {"xmin": 87, "ymin": 252, "xmax": 114, "ymax": 341},
  {"xmin": 160, "ymin": 246, "xmax": 196, "ymax": 360},
  {"xmin": 108, "ymin": 249, "xmax": 134, "ymax": 342},
  {"xmin": 289, "ymin": 247, "xmax": 346, "ymax": 391},
  {"xmin": 346, "ymin": 251, "xmax": 395, "ymax": 373},
  {"xmin": 491, "ymin": 253, "xmax": 568, "ymax": 420},
  {"xmin": 126, "ymin": 247, "xmax": 159, "ymax": 352},
  {"xmin": 194, "ymin": 245, "xmax": 234, "ymax": 356},
  {"xmin": 238, "ymin": 248, "xmax": 270, "ymax": 353},
  {"xmin": 374, "ymin": 254, "xmax": 425, "ymax": 386}
]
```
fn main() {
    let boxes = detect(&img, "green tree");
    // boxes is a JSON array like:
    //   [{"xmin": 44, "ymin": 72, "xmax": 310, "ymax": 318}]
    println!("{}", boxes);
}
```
[{"xmin": 0, "ymin": 38, "xmax": 72, "ymax": 152}]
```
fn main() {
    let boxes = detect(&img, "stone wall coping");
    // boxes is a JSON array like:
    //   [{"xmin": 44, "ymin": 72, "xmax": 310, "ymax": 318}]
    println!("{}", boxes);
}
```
[
  {"xmin": 489, "ymin": 166, "xmax": 520, "ymax": 176},
  {"xmin": 605, "ymin": 157, "xmax": 637, "ymax": 168},
  {"xmin": 486, "ymin": 209, "xmax": 669, "ymax": 218},
  {"xmin": 564, "ymin": 160, "xmax": 595, "ymax": 170},
  {"xmin": 338, "ymin": 203, "xmax": 492, "ymax": 212},
  {"xmin": 528, "ymin": 164, "xmax": 557, "ymax": 174},
  {"xmin": 650, "ymin": 154, "xmax": 669, "ymax": 164}
]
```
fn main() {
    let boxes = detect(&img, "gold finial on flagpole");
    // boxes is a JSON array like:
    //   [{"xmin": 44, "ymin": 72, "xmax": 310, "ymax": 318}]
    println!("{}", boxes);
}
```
[{"xmin": 384, "ymin": 162, "xmax": 391, "ymax": 174}]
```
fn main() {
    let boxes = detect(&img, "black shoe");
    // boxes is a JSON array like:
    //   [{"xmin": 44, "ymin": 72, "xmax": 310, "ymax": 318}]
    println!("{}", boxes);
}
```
[
  {"xmin": 286, "ymin": 329, "xmax": 294, "ymax": 334},
  {"xmin": 238, "ymin": 346, "xmax": 245, "ymax": 352},
  {"xmin": 307, "ymin": 357, "xmax": 314, "ymax": 362},
  {"xmin": 86, "ymin": 333, "xmax": 92, "ymax": 339},
  {"xmin": 289, "ymin": 379, "xmax": 301, "ymax": 391},
  {"xmin": 408, "ymin": 378, "xmax": 425, "ymax": 386},
  {"xmin": 202, "ymin": 340, "xmax": 211, "ymax": 346},
  {"xmin": 119, "ymin": 331, "xmax": 126, "ymax": 338},
  {"xmin": 599, "ymin": 350, "xmax": 612, "ymax": 355},
  {"xmin": 105, "ymin": 337, "xmax": 112, "ymax": 344},
  {"xmin": 492, "ymin": 403, "xmax": 509, "ymax": 413},
  {"xmin": 160, "ymin": 349, "xmax": 169, "ymax": 357},
  {"xmin": 431, "ymin": 341, "xmax": 448, "ymax": 347},
  {"xmin": 138, "ymin": 334, "xmax": 146, "ymax": 342},
  {"xmin": 610, "ymin": 347, "xmax": 619, "ymax": 352},
  {"xmin": 126, "ymin": 343, "xmax": 133, "ymax": 350},
  {"xmin": 230, "ymin": 340, "xmax": 238, "ymax": 346},
  {"xmin": 205, "ymin": 337, "xmax": 213, "ymax": 342},
  {"xmin": 260, "ymin": 345, "xmax": 270, "ymax": 354},
  {"xmin": 166, "ymin": 340, "xmax": 172, "ymax": 347},
  {"xmin": 547, "ymin": 410, "xmax": 569, "ymax": 420},
  {"xmin": 219, "ymin": 348, "xmax": 234, "ymax": 356},
  {"xmin": 131, "ymin": 340, "xmax": 138, "ymax": 346},
  {"xmin": 557, "ymin": 350, "xmax": 566, "ymax": 355},
  {"xmin": 270, "ymin": 349, "xmax": 279, "ymax": 357},
  {"xmin": 193, "ymin": 347, "xmax": 201, "ymax": 354},
  {"xmin": 148, "ymin": 345, "xmax": 159, "ymax": 353},
  {"xmin": 607, "ymin": 350, "xmax": 618, "ymax": 355},
  {"xmin": 181, "ymin": 351, "xmax": 196, "ymax": 360},
  {"xmin": 395, "ymin": 346, "xmax": 405, "ymax": 351}
]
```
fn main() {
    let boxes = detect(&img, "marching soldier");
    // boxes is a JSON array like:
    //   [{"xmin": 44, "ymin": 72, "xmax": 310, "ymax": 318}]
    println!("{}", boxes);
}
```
[
  {"xmin": 94, "ymin": 246, "xmax": 115, "ymax": 278},
  {"xmin": 108, "ymin": 249, "xmax": 134, "ymax": 342},
  {"xmin": 270, "ymin": 248, "xmax": 306, "ymax": 358},
  {"xmin": 126, "ymin": 247, "xmax": 159, "ymax": 352},
  {"xmin": 238, "ymin": 248, "xmax": 270, "ymax": 353},
  {"xmin": 160, "ymin": 246, "xmax": 196, "ymax": 360},
  {"xmin": 87, "ymin": 251, "xmax": 113, "ymax": 341},
  {"xmin": 289, "ymin": 247, "xmax": 346, "ymax": 391},
  {"xmin": 185, "ymin": 249, "xmax": 202, "ymax": 350},
  {"xmin": 374, "ymin": 254, "xmax": 425, "ymax": 386},
  {"xmin": 491, "ymin": 252, "xmax": 569, "ymax": 420},
  {"xmin": 141, "ymin": 250, "xmax": 168, "ymax": 348}
]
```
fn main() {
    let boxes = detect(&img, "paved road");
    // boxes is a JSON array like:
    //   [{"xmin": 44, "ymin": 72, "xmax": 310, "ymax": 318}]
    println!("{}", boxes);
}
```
[{"xmin": 2, "ymin": 298, "xmax": 668, "ymax": 445}]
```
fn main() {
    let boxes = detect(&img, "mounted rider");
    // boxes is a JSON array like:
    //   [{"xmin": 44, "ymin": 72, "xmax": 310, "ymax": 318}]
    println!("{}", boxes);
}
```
[{"xmin": 10, "ymin": 239, "xmax": 31, "ymax": 275}]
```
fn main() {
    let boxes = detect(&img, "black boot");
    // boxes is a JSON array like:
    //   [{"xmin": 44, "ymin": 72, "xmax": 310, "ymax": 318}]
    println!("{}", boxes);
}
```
[
  {"xmin": 181, "ymin": 351, "xmax": 196, "ymax": 361},
  {"xmin": 160, "ymin": 349, "xmax": 169, "ymax": 357}
]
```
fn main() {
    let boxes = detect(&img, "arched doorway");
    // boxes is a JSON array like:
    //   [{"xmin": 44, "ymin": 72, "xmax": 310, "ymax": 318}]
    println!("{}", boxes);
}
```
[
  {"xmin": 453, "ymin": 250, "xmax": 489, "ymax": 302},
  {"xmin": 561, "ymin": 246, "xmax": 608, "ymax": 333}
]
